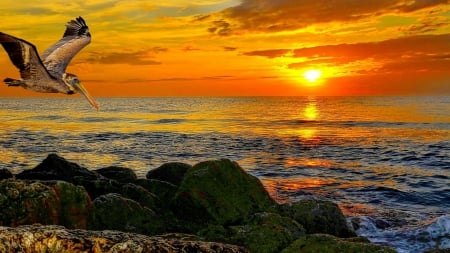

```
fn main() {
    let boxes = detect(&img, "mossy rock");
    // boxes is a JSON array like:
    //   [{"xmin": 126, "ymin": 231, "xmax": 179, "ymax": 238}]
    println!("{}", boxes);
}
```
[
  {"xmin": 280, "ymin": 199, "xmax": 356, "ymax": 237},
  {"xmin": 119, "ymin": 183, "xmax": 159, "ymax": 210},
  {"xmin": 172, "ymin": 159, "xmax": 276, "ymax": 228},
  {"xmin": 135, "ymin": 179, "xmax": 178, "ymax": 207},
  {"xmin": 72, "ymin": 177, "xmax": 122, "ymax": 200},
  {"xmin": 229, "ymin": 212, "xmax": 305, "ymax": 253},
  {"xmin": 146, "ymin": 162, "xmax": 192, "ymax": 186},
  {"xmin": 0, "ymin": 180, "xmax": 91, "ymax": 229},
  {"xmin": 0, "ymin": 168, "xmax": 12, "ymax": 180},
  {"xmin": 95, "ymin": 166, "xmax": 137, "ymax": 183},
  {"xmin": 89, "ymin": 193, "xmax": 165, "ymax": 235},
  {"xmin": 281, "ymin": 234, "xmax": 397, "ymax": 253},
  {"xmin": 51, "ymin": 181, "xmax": 92, "ymax": 229}
]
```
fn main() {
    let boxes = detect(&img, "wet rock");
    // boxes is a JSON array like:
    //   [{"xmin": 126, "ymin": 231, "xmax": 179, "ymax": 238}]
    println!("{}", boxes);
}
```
[
  {"xmin": 73, "ymin": 177, "xmax": 122, "ymax": 200},
  {"xmin": 172, "ymin": 159, "xmax": 276, "ymax": 229},
  {"xmin": 95, "ymin": 166, "xmax": 137, "ymax": 183},
  {"xmin": 147, "ymin": 162, "xmax": 192, "ymax": 186},
  {"xmin": 0, "ymin": 179, "xmax": 91, "ymax": 229},
  {"xmin": 0, "ymin": 168, "xmax": 13, "ymax": 180},
  {"xmin": 88, "ymin": 193, "xmax": 164, "ymax": 235},
  {"xmin": 200, "ymin": 212, "xmax": 305, "ymax": 253},
  {"xmin": 120, "ymin": 183, "xmax": 159, "ymax": 210},
  {"xmin": 281, "ymin": 234, "xmax": 397, "ymax": 253},
  {"xmin": 0, "ymin": 224, "xmax": 250, "ymax": 253},
  {"xmin": 135, "ymin": 178, "xmax": 178, "ymax": 204},
  {"xmin": 279, "ymin": 199, "xmax": 356, "ymax": 237},
  {"xmin": 424, "ymin": 249, "xmax": 450, "ymax": 253},
  {"xmin": 16, "ymin": 154, "xmax": 101, "ymax": 183}
]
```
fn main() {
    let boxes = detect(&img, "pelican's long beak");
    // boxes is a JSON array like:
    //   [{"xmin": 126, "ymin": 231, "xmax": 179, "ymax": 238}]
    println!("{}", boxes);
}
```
[{"xmin": 73, "ymin": 82, "xmax": 99, "ymax": 110}]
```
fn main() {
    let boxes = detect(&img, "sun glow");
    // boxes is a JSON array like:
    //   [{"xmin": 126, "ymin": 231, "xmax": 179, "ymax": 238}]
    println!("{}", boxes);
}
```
[{"xmin": 303, "ymin": 69, "xmax": 322, "ymax": 83}]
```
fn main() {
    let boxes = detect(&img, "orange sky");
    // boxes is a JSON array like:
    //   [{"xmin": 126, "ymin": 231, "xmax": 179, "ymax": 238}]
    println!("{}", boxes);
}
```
[{"xmin": 0, "ymin": 0, "xmax": 449, "ymax": 97}]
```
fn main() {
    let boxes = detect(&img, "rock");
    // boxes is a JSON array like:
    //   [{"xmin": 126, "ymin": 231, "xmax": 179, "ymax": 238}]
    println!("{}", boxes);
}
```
[
  {"xmin": 221, "ymin": 213, "xmax": 305, "ymax": 253},
  {"xmin": 95, "ymin": 166, "xmax": 137, "ymax": 183},
  {"xmin": 88, "ymin": 193, "xmax": 164, "ymax": 235},
  {"xmin": 0, "ymin": 179, "xmax": 91, "ymax": 229},
  {"xmin": 279, "ymin": 199, "xmax": 356, "ymax": 237},
  {"xmin": 135, "ymin": 178, "xmax": 178, "ymax": 204},
  {"xmin": 72, "ymin": 177, "xmax": 122, "ymax": 200},
  {"xmin": 172, "ymin": 159, "xmax": 276, "ymax": 229},
  {"xmin": 16, "ymin": 154, "xmax": 101, "ymax": 183},
  {"xmin": 0, "ymin": 224, "xmax": 250, "ymax": 253},
  {"xmin": 120, "ymin": 183, "xmax": 159, "ymax": 210},
  {"xmin": 147, "ymin": 162, "xmax": 192, "ymax": 186},
  {"xmin": 0, "ymin": 168, "xmax": 13, "ymax": 180},
  {"xmin": 281, "ymin": 234, "xmax": 397, "ymax": 253},
  {"xmin": 424, "ymin": 249, "xmax": 450, "ymax": 253}
]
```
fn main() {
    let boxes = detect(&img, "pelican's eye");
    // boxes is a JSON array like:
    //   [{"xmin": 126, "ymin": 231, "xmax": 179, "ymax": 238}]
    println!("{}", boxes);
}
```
[{"xmin": 72, "ymin": 78, "xmax": 80, "ymax": 84}]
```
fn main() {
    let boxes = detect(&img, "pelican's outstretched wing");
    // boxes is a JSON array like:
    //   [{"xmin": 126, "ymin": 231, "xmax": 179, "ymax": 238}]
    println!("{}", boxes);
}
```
[
  {"xmin": 0, "ymin": 32, "xmax": 56, "ymax": 81},
  {"xmin": 42, "ymin": 16, "xmax": 91, "ymax": 75}
]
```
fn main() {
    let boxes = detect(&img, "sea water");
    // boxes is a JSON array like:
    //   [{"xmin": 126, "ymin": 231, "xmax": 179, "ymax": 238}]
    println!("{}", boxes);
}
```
[{"xmin": 0, "ymin": 96, "xmax": 449, "ymax": 252}]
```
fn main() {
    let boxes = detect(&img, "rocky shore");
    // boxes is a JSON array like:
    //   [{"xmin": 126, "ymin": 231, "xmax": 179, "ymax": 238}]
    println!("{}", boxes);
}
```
[{"xmin": 0, "ymin": 154, "xmax": 398, "ymax": 253}]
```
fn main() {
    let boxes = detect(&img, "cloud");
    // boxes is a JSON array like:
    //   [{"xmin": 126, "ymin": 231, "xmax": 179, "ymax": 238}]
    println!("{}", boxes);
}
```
[
  {"xmin": 88, "ymin": 50, "xmax": 165, "ymax": 65},
  {"xmin": 223, "ymin": 46, "xmax": 237, "ymax": 51},
  {"xmin": 244, "ymin": 34, "xmax": 450, "ymax": 74},
  {"xmin": 208, "ymin": 0, "xmax": 449, "ymax": 35}
]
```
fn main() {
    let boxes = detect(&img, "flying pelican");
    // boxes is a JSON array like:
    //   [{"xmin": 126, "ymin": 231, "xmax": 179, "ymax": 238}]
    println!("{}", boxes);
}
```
[{"xmin": 0, "ymin": 16, "xmax": 99, "ymax": 109}]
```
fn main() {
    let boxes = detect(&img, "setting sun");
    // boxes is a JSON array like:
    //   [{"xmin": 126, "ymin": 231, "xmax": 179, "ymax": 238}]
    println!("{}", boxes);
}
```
[{"xmin": 303, "ymin": 70, "xmax": 322, "ymax": 83}]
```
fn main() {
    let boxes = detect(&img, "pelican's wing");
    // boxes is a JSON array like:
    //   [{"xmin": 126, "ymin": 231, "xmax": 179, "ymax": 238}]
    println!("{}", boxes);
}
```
[
  {"xmin": 0, "ymin": 32, "xmax": 56, "ymax": 81},
  {"xmin": 42, "ymin": 16, "xmax": 91, "ymax": 75}
]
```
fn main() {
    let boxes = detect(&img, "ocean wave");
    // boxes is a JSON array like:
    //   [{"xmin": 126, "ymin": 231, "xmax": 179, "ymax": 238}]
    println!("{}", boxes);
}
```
[{"xmin": 355, "ymin": 214, "xmax": 450, "ymax": 253}]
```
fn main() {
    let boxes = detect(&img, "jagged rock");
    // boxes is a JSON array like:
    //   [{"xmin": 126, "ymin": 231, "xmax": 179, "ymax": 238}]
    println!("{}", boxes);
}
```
[
  {"xmin": 172, "ymin": 159, "xmax": 276, "ymax": 230},
  {"xmin": 200, "ymin": 212, "xmax": 305, "ymax": 253},
  {"xmin": 279, "ymin": 199, "xmax": 356, "ymax": 237},
  {"xmin": 16, "ymin": 154, "xmax": 101, "ymax": 182},
  {"xmin": 95, "ymin": 166, "xmax": 137, "ymax": 183},
  {"xmin": 0, "ymin": 168, "xmax": 13, "ymax": 180},
  {"xmin": 281, "ymin": 234, "xmax": 397, "ymax": 253},
  {"xmin": 88, "ymin": 193, "xmax": 165, "ymax": 235},
  {"xmin": 147, "ymin": 162, "xmax": 192, "ymax": 186},
  {"xmin": 0, "ymin": 225, "xmax": 249, "ymax": 253},
  {"xmin": 0, "ymin": 180, "xmax": 91, "ymax": 229}
]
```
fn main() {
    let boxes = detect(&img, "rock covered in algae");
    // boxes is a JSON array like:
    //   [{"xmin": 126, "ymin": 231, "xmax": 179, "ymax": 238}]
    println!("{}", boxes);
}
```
[
  {"xmin": 281, "ymin": 234, "xmax": 397, "ymax": 253},
  {"xmin": 172, "ymin": 159, "xmax": 276, "ymax": 228},
  {"xmin": 279, "ymin": 199, "xmax": 356, "ymax": 237},
  {"xmin": 0, "ymin": 179, "xmax": 91, "ymax": 229},
  {"xmin": 146, "ymin": 162, "xmax": 192, "ymax": 186},
  {"xmin": 0, "ymin": 225, "xmax": 249, "ymax": 253},
  {"xmin": 95, "ymin": 166, "xmax": 137, "ymax": 183}
]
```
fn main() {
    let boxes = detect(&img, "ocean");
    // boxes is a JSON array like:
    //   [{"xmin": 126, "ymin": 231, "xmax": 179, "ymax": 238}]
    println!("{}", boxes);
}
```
[{"xmin": 0, "ymin": 96, "xmax": 449, "ymax": 252}]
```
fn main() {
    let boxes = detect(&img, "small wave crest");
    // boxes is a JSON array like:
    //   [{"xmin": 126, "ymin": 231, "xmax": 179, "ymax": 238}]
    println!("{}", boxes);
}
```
[{"xmin": 354, "ymin": 215, "xmax": 450, "ymax": 253}]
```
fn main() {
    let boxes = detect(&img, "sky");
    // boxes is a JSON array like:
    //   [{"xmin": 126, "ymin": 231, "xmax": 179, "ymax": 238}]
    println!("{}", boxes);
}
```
[{"xmin": 0, "ymin": 0, "xmax": 449, "ymax": 97}]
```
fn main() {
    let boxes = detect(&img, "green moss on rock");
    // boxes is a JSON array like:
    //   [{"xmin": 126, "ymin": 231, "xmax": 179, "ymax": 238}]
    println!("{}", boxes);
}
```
[
  {"xmin": 146, "ymin": 162, "xmax": 192, "ymax": 186},
  {"xmin": 88, "ymin": 193, "xmax": 165, "ymax": 235},
  {"xmin": 0, "ymin": 180, "xmax": 91, "ymax": 229},
  {"xmin": 280, "ymin": 199, "xmax": 356, "ymax": 237},
  {"xmin": 172, "ymin": 159, "xmax": 276, "ymax": 228},
  {"xmin": 281, "ymin": 234, "xmax": 397, "ymax": 253}
]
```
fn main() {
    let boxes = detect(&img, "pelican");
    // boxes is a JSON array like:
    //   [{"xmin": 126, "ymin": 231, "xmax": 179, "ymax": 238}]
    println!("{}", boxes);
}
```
[{"xmin": 0, "ymin": 16, "xmax": 99, "ymax": 109}]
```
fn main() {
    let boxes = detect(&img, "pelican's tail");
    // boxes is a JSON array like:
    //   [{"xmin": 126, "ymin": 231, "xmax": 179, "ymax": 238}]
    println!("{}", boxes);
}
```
[{"xmin": 3, "ymin": 78, "xmax": 24, "ymax": 87}]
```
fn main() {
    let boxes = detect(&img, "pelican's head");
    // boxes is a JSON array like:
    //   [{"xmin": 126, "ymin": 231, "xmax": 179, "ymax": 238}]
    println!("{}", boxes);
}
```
[{"xmin": 63, "ymin": 73, "xmax": 99, "ymax": 110}]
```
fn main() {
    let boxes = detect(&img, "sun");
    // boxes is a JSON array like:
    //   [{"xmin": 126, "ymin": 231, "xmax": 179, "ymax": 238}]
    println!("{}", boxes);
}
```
[{"xmin": 303, "ymin": 69, "xmax": 322, "ymax": 83}]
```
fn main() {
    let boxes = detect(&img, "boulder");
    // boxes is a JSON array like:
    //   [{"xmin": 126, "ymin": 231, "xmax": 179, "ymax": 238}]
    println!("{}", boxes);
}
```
[
  {"xmin": 281, "ymin": 234, "xmax": 397, "ymax": 253},
  {"xmin": 120, "ymin": 183, "xmax": 159, "ymax": 210},
  {"xmin": 16, "ymin": 154, "xmax": 101, "ymax": 183},
  {"xmin": 95, "ymin": 166, "xmax": 137, "ymax": 183},
  {"xmin": 199, "ymin": 212, "xmax": 305, "ymax": 253},
  {"xmin": 279, "ymin": 199, "xmax": 356, "ymax": 237},
  {"xmin": 0, "ymin": 169, "xmax": 12, "ymax": 180},
  {"xmin": 88, "ymin": 193, "xmax": 164, "ymax": 235},
  {"xmin": 172, "ymin": 159, "xmax": 276, "ymax": 228},
  {"xmin": 146, "ymin": 162, "xmax": 192, "ymax": 186},
  {"xmin": 0, "ymin": 225, "xmax": 250, "ymax": 253},
  {"xmin": 135, "ymin": 178, "xmax": 178, "ymax": 204},
  {"xmin": 0, "ymin": 179, "xmax": 91, "ymax": 229},
  {"xmin": 72, "ymin": 177, "xmax": 122, "ymax": 200}
]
